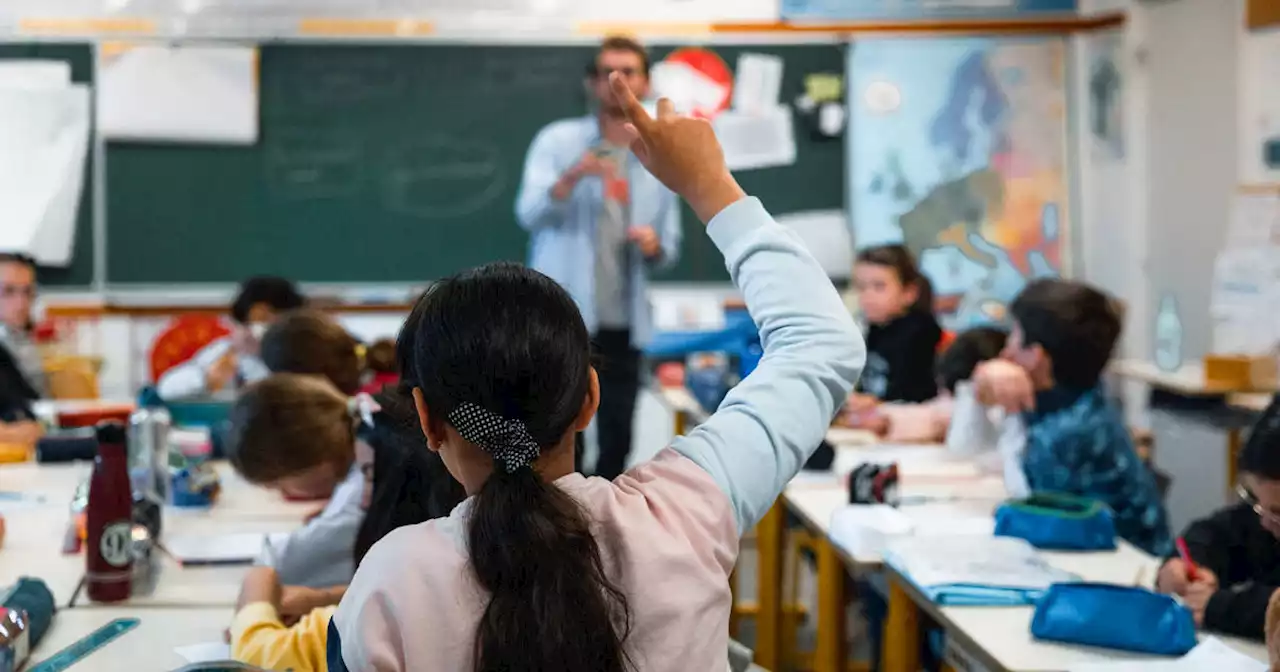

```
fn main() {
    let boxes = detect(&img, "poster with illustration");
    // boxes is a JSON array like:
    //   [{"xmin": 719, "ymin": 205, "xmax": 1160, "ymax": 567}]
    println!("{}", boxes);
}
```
[{"xmin": 848, "ymin": 37, "xmax": 1069, "ymax": 329}]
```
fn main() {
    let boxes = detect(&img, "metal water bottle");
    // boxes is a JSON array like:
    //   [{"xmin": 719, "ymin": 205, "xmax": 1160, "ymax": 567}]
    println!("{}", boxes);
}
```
[
  {"xmin": 128, "ymin": 406, "xmax": 171, "ymax": 504},
  {"xmin": 86, "ymin": 422, "xmax": 133, "ymax": 603}
]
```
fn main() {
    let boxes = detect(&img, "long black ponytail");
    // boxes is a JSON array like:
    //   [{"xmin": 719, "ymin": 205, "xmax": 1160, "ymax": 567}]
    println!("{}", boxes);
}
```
[{"xmin": 402, "ymin": 262, "xmax": 631, "ymax": 672}]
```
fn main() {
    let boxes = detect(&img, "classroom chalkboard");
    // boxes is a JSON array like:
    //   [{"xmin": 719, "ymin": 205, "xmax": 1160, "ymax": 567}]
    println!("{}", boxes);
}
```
[
  {"xmin": 105, "ymin": 43, "xmax": 846, "ymax": 284},
  {"xmin": 0, "ymin": 43, "xmax": 96, "ymax": 287}
]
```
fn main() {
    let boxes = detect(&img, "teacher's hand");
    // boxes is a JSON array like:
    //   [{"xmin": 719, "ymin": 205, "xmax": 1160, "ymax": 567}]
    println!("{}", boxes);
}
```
[
  {"xmin": 609, "ymin": 72, "xmax": 744, "ymax": 224},
  {"xmin": 628, "ymin": 226, "xmax": 661, "ymax": 259}
]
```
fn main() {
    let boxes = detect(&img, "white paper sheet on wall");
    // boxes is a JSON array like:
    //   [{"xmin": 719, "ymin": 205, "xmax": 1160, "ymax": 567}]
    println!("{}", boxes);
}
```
[
  {"xmin": 732, "ymin": 53, "xmax": 784, "ymax": 113},
  {"xmin": 98, "ymin": 44, "xmax": 259, "ymax": 145},
  {"xmin": 0, "ymin": 84, "xmax": 91, "ymax": 267},
  {"xmin": 0, "ymin": 61, "xmax": 70, "ymax": 89},
  {"xmin": 714, "ymin": 106, "xmax": 796, "ymax": 171}
]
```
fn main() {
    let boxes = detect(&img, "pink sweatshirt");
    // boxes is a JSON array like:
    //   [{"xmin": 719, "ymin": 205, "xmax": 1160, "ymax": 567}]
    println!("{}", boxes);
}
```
[{"xmin": 327, "ymin": 197, "xmax": 865, "ymax": 671}]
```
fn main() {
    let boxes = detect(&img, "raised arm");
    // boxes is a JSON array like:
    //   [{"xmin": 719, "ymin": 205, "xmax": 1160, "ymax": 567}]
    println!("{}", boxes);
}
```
[{"xmin": 607, "ymin": 74, "xmax": 864, "ymax": 534}]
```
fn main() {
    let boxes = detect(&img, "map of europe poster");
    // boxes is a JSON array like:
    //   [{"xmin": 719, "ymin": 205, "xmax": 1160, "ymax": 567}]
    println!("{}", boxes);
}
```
[{"xmin": 849, "ymin": 37, "xmax": 1069, "ymax": 329}]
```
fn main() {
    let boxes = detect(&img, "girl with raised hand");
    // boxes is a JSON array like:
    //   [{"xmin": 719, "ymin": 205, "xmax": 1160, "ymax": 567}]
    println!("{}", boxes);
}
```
[{"xmin": 327, "ymin": 73, "xmax": 864, "ymax": 672}]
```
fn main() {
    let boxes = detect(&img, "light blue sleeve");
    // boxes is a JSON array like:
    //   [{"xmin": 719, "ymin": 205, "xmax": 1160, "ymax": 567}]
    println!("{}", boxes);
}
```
[
  {"xmin": 514, "ymin": 125, "xmax": 571, "ymax": 232},
  {"xmin": 155, "ymin": 336, "xmax": 233, "ymax": 401},
  {"xmin": 671, "ymin": 197, "xmax": 865, "ymax": 534}
]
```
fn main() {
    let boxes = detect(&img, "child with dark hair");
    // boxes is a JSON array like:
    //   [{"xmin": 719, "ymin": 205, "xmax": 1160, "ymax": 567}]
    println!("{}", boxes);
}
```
[
  {"xmin": 862, "ymin": 326, "xmax": 1008, "ymax": 442},
  {"xmin": 229, "ymin": 383, "xmax": 466, "ymax": 671},
  {"xmin": 327, "ymin": 75, "xmax": 862, "ymax": 672},
  {"xmin": 974, "ymin": 278, "xmax": 1171, "ymax": 555},
  {"xmin": 850, "ymin": 244, "xmax": 941, "ymax": 406},
  {"xmin": 260, "ymin": 309, "xmax": 363, "ymax": 396},
  {"xmin": 1157, "ymin": 395, "xmax": 1280, "ymax": 640},
  {"xmin": 359, "ymin": 338, "xmax": 399, "ymax": 396},
  {"xmin": 157, "ymin": 276, "xmax": 306, "ymax": 400}
]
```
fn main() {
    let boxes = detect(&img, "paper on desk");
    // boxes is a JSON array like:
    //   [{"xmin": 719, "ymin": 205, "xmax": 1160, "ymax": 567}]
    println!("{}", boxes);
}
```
[
  {"xmin": 174, "ymin": 641, "xmax": 233, "ymax": 664},
  {"xmin": 886, "ymin": 535, "xmax": 1076, "ymax": 592},
  {"xmin": 713, "ymin": 107, "xmax": 796, "ymax": 171},
  {"xmin": 1069, "ymin": 637, "xmax": 1264, "ymax": 671},
  {"xmin": 166, "ymin": 532, "xmax": 276, "ymax": 565},
  {"xmin": 732, "ymin": 53, "xmax": 783, "ymax": 113}
]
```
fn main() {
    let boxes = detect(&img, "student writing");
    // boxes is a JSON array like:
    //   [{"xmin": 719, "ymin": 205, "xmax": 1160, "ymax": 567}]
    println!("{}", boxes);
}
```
[
  {"xmin": 156, "ymin": 276, "xmax": 305, "ymax": 400},
  {"xmin": 973, "ymin": 279, "xmax": 1172, "ymax": 555},
  {"xmin": 327, "ymin": 73, "xmax": 864, "ymax": 672},
  {"xmin": 227, "ymin": 374, "xmax": 366, "ymax": 588},
  {"xmin": 850, "ymin": 244, "xmax": 942, "ymax": 404},
  {"xmin": 1157, "ymin": 395, "xmax": 1280, "ymax": 639},
  {"xmin": 231, "ymin": 384, "xmax": 466, "ymax": 670}
]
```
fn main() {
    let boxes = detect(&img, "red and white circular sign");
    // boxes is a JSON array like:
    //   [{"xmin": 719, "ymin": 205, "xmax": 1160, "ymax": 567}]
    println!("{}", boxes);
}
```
[{"xmin": 651, "ymin": 47, "xmax": 733, "ymax": 120}]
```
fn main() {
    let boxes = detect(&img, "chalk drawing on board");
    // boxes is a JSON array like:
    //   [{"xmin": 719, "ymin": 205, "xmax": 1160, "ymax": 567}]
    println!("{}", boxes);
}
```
[
  {"xmin": 274, "ymin": 55, "xmax": 407, "ymax": 110},
  {"xmin": 265, "ymin": 131, "xmax": 366, "ymax": 201},
  {"xmin": 381, "ymin": 136, "xmax": 506, "ymax": 219}
]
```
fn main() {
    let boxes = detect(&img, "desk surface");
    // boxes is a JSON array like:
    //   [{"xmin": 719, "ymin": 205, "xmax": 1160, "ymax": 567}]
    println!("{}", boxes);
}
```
[
  {"xmin": 30, "ymin": 607, "xmax": 233, "ymax": 671},
  {"xmin": 1, "ymin": 460, "xmax": 308, "ymax": 610},
  {"xmin": 780, "ymin": 442, "xmax": 1269, "ymax": 671},
  {"xmin": 1110, "ymin": 359, "xmax": 1255, "ymax": 397},
  {"xmin": 1229, "ymin": 392, "xmax": 1274, "ymax": 413}
]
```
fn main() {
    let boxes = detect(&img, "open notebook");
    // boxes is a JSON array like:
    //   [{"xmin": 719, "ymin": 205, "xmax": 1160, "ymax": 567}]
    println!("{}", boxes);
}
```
[
  {"xmin": 885, "ymin": 535, "xmax": 1077, "ymax": 606},
  {"xmin": 163, "ymin": 532, "xmax": 289, "ymax": 567}
]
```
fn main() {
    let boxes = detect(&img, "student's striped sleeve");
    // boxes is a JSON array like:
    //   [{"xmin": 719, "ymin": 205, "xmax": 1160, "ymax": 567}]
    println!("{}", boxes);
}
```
[{"xmin": 670, "ymin": 197, "xmax": 864, "ymax": 535}]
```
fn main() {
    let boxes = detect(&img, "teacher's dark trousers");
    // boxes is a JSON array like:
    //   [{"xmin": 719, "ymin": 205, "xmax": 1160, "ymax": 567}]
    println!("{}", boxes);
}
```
[{"xmin": 592, "ymin": 328, "xmax": 641, "ymax": 480}]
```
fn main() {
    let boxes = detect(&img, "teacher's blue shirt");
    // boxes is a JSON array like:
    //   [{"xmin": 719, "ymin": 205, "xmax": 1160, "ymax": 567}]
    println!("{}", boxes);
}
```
[{"xmin": 515, "ymin": 115, "xmax": 682, "ymax": 347}]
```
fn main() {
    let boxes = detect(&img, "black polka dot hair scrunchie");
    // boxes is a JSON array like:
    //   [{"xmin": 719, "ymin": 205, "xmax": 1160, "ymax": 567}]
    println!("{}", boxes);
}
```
[{"xmin": 447, "ymin": 402, "xmax": 541, "ymax": 473}]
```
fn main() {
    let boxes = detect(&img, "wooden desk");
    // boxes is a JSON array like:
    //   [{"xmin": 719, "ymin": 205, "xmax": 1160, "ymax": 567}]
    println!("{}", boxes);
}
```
[{"xmin": 29, "ymin": 607, "xmax": 233, "ymax": 671}]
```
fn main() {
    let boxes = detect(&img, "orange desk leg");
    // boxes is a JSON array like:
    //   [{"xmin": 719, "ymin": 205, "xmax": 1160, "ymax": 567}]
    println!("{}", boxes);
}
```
[
  {"xmin": 814, "ymin": 536, "xmax": 847, "ymax": 672},
  {"xmin": 754, "ymin": 501, "xmax": 784, "ymax": 670},
  {"xmin": 881, "ymin": 577, "xmax": 921, "ymax": 672}
]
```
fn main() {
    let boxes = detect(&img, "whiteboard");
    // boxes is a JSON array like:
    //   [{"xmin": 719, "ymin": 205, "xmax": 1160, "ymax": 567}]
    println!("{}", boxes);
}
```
[{"xmin": 98, "ymin": 44, "xmax": 259, "ymax": 145}]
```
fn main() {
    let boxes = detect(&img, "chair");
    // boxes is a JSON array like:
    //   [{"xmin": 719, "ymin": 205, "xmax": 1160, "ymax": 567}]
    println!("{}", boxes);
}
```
[
  {"xmin": 150, "ymin": 314, "xmax": 232, "ymax": 383},
  {"xmin": 43, "ymin": 355, "xmax": 102, "ymax": 400}
]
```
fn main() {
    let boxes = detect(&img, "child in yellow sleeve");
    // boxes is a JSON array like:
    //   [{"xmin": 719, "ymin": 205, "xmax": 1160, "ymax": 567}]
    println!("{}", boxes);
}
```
[
  {"xmin": 232, "ymin": 568, "xmax": 334, "ymax": 672},
  {"xmin": 227, "ymin": 375, "xmax": 465, "ymax": 671}
]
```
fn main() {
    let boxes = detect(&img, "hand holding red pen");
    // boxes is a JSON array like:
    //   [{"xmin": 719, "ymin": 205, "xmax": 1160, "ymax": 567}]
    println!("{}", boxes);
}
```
[
  {"xmin": 1176, "ymin": 537, "xmax": 1200, "ymax": 582},
  {"xmin": 1157, "ymin": 538, "xmax": 1219, "ymax": 597}
]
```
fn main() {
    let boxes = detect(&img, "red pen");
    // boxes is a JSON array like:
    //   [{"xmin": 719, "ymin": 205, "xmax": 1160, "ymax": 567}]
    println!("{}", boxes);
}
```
[{"xmin": 1175, "ymin": 537, "xmax": 1199, "ymax": 581}]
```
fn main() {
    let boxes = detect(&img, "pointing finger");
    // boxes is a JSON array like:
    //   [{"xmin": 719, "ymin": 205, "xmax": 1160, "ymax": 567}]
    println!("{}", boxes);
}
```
[
  {"xmin": 656, "ymin": 97, "xmax": 676, "ymax": 120},
  {"xmin": 610, "ymin": 72, "xmax": 654, "ymax": 135}
]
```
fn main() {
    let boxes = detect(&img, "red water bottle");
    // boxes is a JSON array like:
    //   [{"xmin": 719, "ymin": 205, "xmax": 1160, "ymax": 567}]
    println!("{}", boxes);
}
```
[{"xmin": 86, "ymin": 421, "xmax": 133, "ymax": 603}]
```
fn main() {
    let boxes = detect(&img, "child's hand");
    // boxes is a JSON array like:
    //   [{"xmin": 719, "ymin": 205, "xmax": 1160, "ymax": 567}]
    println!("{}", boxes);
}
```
[
  {"xmin": 1183, "ymin": 580, "xmax": 1216, "ymax": 628},
  {"xmin": 279, "ymin": 585, "xmax": 339, "ymax": 621},
  {"xmin": 206, "ymin": 351, "xmax": 239, "ymax": 392},
  {"xmin": 973, "ymin": 360, "xmax": 1035, "ymax": 413},
  {"xmin": 235, "ymin": 567, "xmax": 282, "ymax": 614},
  {"xmin": 609, "ymin": 73, "xmax": 745, "ymax": 224},
  {"xmin": 1156, "ymin": 558, "xmax": 1191, "ymax": 594},
  {"xmin": 847, "ymin": 394, "xmax": 879, "ymax": 413}
]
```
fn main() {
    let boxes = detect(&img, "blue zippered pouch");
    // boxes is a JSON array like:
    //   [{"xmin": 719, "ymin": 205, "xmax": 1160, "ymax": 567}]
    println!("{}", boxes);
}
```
[
  {"xmin": 995, "ymin": 492, "xmax": 1116, "ymax": 551},
  {"xmin": 1031, "ymin": 583, "xmax": 1196, "ymax": 656}
]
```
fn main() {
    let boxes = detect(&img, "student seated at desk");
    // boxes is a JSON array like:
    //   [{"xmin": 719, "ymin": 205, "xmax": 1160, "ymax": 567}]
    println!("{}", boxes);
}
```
[
  {"xmin": 0, "ymin": 252, "xmax": 44, "ymax": 448},
  {"xmin": 973, "ymin": 279, "xmax": 1172, "ymax": 556},
  {"xmin": 156, "ymin": 276, "xmax": 305, "ymax": 401},
  {"xmin": 260, "ymin": 309, "xmax": 363, "ymax": 397},
  {"xmin": 1158, "ymin": 397, "xmax": 1280, "ymax": 640},
  {"xmin": 849, "ymin": 244, "xmax": 942, "ymax": 407},
  {"xmin": 230, "ymin": 384, "xmax": 465, "ymax": 671},
  {"xmin": 227, "ymin": 374, "xmax": 367, "ymax": 588}
]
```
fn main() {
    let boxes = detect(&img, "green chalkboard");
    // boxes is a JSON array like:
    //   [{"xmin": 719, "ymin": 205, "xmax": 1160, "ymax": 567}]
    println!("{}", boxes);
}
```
[
  {"xmin": 0, "ymin": 43, "xmax": 96, "ymax": 287},
  {"xmin": 106, "ymin": 43, "xmax": 845, "ymax": 284}
]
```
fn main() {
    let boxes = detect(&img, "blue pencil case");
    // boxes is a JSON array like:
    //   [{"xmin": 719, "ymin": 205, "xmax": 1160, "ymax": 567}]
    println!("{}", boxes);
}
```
[
  {"xmin": 995, "ymin": 493, "xmax": 1116, "ymax": 551},
  {"xmin": 1031, "ymin": 583, "xmax": 1197, "ymax": 656}
]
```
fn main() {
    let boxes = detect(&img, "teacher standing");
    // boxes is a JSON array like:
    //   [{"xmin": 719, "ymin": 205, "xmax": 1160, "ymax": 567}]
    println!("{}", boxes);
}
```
[{"xmin": 515, "ymin": 36, "xmax": 682, "ymax": 479}]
